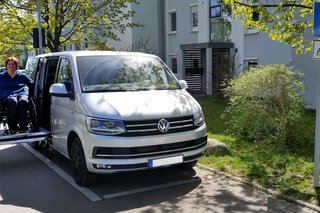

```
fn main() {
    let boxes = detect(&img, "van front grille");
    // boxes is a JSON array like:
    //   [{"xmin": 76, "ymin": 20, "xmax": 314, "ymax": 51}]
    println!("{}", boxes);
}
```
[
  {"xmin": 92, "ymin": 135, "xmax": 207, "ymax": 159},
  {"xmin": 122, "ymin": 115, "xmax": 196, "ymax": 136}
]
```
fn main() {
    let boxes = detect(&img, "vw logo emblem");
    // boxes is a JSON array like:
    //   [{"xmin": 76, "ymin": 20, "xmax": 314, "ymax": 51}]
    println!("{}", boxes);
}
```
[{"xmin": 157, "ymin": 119, "xmax": 170, "ymax": 133}]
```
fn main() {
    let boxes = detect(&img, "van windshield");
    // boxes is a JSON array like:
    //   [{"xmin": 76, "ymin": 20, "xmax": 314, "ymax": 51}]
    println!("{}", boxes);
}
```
[{"xmin": 77, "ymin": 55, "xmax": 180, "ymax": 92}]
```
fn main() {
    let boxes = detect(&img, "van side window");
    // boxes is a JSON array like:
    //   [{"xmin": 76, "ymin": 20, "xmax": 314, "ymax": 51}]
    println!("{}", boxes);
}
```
[{"xmin": 57, "ymin": 58, "xmax": 73, "ymax": 92}]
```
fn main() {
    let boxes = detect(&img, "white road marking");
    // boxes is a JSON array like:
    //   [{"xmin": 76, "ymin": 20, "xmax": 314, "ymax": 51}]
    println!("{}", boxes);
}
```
[
  {"xmin": 22, "ymin": 143, "xmax": 200, "ymax": 202},
  {"xmin": 103, "ymin": 178, "xmax": 200, "ymax": 199},
  {"xmin": 0, "ymin": 144, "xmax": 16, "ymax": 150},
  {"xmin": 22, "ymin": 144, "xmax": 102, "ymax": 202}
]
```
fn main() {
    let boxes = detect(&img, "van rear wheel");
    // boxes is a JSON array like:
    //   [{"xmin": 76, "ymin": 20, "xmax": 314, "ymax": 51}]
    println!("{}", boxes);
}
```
[
  {"xmin": 30, "ymin": 141, "xmax": 44, "ymax": 150},
  {"xmin": 70, "ymin": 137, "xmax": 97, "ymax": 186}
]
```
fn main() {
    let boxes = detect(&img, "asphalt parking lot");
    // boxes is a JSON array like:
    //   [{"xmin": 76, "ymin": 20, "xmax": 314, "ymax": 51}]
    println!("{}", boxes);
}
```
[{"xmin": 0, "ymin": 143, "xmax": 317, "ymax": 213}]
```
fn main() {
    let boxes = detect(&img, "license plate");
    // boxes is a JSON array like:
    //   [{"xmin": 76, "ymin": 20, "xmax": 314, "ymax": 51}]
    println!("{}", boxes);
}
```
[{"xmin": 148, "ymin": 155, "xmax": 183, "ymax": 168}]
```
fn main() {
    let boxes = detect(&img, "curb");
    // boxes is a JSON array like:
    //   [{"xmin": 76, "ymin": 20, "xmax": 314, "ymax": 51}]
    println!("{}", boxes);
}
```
[{"xmin": 196, "ymin": 163, "xmax": 320, "ymax": 212}]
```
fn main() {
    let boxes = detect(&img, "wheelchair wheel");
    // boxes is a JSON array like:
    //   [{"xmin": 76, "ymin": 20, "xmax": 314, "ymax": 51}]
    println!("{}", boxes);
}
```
[
  {"xmin": 28, "ymin": 98, "xmax": 43, "ymax": 150},
  {"xmin": 28, "ymin": 97, "xmax": 38, "ymax": 132},
  {"xmin": 0, "ymin": 97, "xmax": 38, "ymax": 135}
]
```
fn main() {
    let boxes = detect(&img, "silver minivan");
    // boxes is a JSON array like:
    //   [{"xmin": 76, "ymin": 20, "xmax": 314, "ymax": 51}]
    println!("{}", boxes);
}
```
[{"xmin": 31, "ymin": 51, "xmax": 207, "ymax": 186}]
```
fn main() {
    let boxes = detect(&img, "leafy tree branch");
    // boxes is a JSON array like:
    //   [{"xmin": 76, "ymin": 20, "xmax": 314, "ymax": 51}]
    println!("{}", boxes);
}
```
[
  {"xmin": 224, "ymin": 0, "xmax": 314, "ymax": 53},
  {"xmin": 0, "ymin": 0, "xmax": 142, "ymax": 52}
]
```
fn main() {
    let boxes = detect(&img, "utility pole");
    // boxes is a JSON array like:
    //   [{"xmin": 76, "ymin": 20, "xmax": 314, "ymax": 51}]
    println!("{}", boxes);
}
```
[{"xmin": 37, "ymin": 0, "xmax": 43, "ymax": 54}]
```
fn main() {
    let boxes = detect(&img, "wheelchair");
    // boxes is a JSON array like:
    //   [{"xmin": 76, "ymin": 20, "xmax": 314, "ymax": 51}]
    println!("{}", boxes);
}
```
[{"xmin": 0, "ymin": 96, "xmax": 37, "ymax": 136}]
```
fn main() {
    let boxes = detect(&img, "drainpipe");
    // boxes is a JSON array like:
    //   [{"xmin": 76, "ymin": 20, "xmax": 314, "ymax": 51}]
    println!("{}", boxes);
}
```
[
  {"xmin": 206, "ymin": 48, "xmax": 212, "ymax": 95},
  {"xmin": 158, "ymin": 0, "xmax": 166, "ymax": 61}
]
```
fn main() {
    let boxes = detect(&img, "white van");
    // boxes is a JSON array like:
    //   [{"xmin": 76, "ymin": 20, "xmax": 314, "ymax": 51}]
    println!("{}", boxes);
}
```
[{"xmin": 29, "ymin": 51, "xmax": 207, "ymax": 186}]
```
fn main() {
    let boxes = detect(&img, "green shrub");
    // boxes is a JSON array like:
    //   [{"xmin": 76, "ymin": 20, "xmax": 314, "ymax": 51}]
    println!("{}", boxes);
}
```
[{"xmin": 223, "ymin": 64, "xmax": 304, "ymax": 144}]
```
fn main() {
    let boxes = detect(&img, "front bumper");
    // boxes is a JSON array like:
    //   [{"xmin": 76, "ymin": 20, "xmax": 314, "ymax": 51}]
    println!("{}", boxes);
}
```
[{"xmin": 87, "ymin": 135, "xmax": 207, "ymax": 173}]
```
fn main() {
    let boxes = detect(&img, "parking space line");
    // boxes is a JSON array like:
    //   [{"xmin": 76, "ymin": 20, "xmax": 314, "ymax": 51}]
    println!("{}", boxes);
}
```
[
  {"xmin": 103, "ymin": 177, "xmax": 200, "ymax": 199},
  {"xmin": 22, "ymin": 144, "xmax": 102, "ymax": 202}
]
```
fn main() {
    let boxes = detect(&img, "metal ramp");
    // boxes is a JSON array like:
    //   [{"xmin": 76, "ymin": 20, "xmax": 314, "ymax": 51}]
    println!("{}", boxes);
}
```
[{"xmin": 0, "ymin": 128, "xmax": 49, "ymax": 145}]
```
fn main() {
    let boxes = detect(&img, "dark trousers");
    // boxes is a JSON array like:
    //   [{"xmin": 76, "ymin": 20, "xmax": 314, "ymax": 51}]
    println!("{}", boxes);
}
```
[{"xmin": 7, "ymin": 95, "xmax": 29, "ymax": 131}]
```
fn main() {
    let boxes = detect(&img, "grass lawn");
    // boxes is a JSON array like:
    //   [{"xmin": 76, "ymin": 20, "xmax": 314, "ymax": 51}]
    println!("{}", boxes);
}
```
[{"xmin": 195, "ymin": 95, "xmax": 318, "ymax": 205}]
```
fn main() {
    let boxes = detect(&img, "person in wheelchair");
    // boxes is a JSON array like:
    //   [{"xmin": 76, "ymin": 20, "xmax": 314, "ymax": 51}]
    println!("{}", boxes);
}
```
[{"xmin": 0, "ymin": 56, "xmax": 33, "ymax": 132}]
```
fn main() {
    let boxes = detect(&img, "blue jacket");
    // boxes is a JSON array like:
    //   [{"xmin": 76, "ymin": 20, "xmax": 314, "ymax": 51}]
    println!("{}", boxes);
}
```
[{"xmin": 0, "ymin": 71, "xmax": 33, "ymax": 101}]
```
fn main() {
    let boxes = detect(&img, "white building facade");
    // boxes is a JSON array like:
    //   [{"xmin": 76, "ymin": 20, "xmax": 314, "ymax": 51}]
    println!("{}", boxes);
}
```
[{"xmin": 110, "ymin": 0, "xmax": 318, "ymax": 109}]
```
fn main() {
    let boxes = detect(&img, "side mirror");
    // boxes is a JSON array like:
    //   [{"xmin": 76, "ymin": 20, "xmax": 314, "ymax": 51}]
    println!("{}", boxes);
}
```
[
  {"xmin": 178, "ymin": 80, "xmax": 188, "ymax": 89},
  {"xmin": 49, "ymin": 83, "xmax": 74, "ymax": 99}
]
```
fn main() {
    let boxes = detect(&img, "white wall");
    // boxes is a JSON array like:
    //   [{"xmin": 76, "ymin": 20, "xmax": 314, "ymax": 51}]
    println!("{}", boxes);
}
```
[
  {"xmin": 291, "ymin": 28, "xmax": 320, "ymax": 109},
  {"xmin": 131, "ymin": 0, "xmax": 160, "ymax": 54},
  {"xmin": 165, "ymin": 0, "xmax": 199, "ymax": 78},
  {"xmin": 293, "ymin": 42, "xmax": 320, "ymax": 109},
  {"xmin": 198, "ymin": 0, "xmax": 209, "ymax": 43},
  {"xmin": 244, "ymin": 31, "xmax": 291, "ymax": 65},
  {"xmin": 231, "ymin": 18, "xmax": 244, "ymax": 73}
]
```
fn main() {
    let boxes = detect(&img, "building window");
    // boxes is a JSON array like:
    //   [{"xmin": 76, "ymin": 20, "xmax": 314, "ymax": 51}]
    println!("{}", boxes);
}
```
[
  {"xmin": 210, "ymin": 6, "xmax": 221, "ymax": 18},
  {"xmin": 171, "ymin": 58, "xmax": 177, "ymax": 73},
  {"xmin": 210, "ymin": 0, "xmax": 223, "ymax": 18},
  {"xmin": 209, "ymin": 0, "xmax": 231, "ymax": 42},
  {"xmin": 252, "ymin": 11, "xmax": 259, "ymax": 21},
  {"xmin": 191, "ymin": 5, "xmax": 198, "ymax": 32},
  {"xmin": 192, "ymin": 12, "xmax": 198, "ymax": 27},
  {"xmin": 210, "ymin": 18, "xmax": 231, "ymax": 42},
  {"xmin": 192, "ymin": 12, "xmax": 198, "ymax": 29},
  {"xmin": 244, "ymin": 59, "xmax": 258, "ymax": 70},
  {"xmin": 170, "ymin": 12, "xmax": 177, "ymax": 32}
]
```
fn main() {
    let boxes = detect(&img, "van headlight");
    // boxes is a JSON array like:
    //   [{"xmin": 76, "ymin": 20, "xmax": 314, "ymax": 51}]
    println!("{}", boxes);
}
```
[
  {"xmin": 194, "ymin": 111, "xmax": 205, "ymax": 127},
  {"xmin": 86, "ymin": 116, "xmax": 126, "ymax": 135}
]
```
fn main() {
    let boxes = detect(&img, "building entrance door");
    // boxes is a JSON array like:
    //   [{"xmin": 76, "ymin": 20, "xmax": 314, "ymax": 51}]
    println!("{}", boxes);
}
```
[
  {"xmin": 184, "ymin": 48, "xmax": 205, "ymax": 94},
  {"xmin": 212, "ymin": 48, "xmax": 232, "ymax": 96}
]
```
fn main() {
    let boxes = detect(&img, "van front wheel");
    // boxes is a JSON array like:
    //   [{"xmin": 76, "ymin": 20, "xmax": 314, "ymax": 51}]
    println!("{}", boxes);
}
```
[{"xmin": 70, "ymin": 137, "xmax": 97, "ymax": 186}]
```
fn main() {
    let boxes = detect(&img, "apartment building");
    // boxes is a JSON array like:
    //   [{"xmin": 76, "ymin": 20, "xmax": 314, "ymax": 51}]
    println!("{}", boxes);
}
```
[
  {"xmin": 107, "ymin": 0, "xmax": 320, "ymax": 109},
  {"xmin": 130, "ymin": 0, "xmax": 236, "ymax": 97},
  {"xmin": 26, "ymin": 0, "xmax": 319, "ymax": 108}
]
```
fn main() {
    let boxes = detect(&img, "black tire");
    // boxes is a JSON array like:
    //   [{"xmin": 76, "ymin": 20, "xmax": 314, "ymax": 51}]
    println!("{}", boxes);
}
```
[
  {"xmin": 28, "ymin": 97, "xmax": 38, "ymax": 132},
  {"xmin": 30, "ymin": 142, "xmax": 40, "ymax": 149},
  {"xmin": 28, "ymin": 97, "xmax": 42, "ymax": 149},
  {"xmin": 30, "ymin": 140, "xmax": 45, "ymax": 150},
  {"xmin": 70, "ymin": 137, "xmax": 97, "ymax": 186}
]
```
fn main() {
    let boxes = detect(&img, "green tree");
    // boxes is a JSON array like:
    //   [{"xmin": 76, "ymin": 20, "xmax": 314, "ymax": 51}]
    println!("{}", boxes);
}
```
[
  {"xmin": 223, "ymin": 0, "xmax": 313, "ymax": 53},
  {"xmin": 0, "ymin": 0, "xmax": 141, "ymax": 52},
  {"xmin": 0, "ymin": 3, "xmax": 34, "ymax": 58}
]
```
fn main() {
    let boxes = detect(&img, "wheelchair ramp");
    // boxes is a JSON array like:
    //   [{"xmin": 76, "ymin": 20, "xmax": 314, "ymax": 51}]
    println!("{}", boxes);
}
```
[{"xmin": 0, "ymin": 131, "xmax": 48, "ymax": 145}]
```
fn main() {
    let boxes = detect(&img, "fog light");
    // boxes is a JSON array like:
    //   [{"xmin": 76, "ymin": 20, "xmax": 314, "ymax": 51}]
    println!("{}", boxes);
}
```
[
  {"xmin": 94, "ymin": 164, "xmax": 112, "ymax": 169},
  {"xmin": 94, "ymin": 164, "xmax": 106, "ymax": 169}
]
